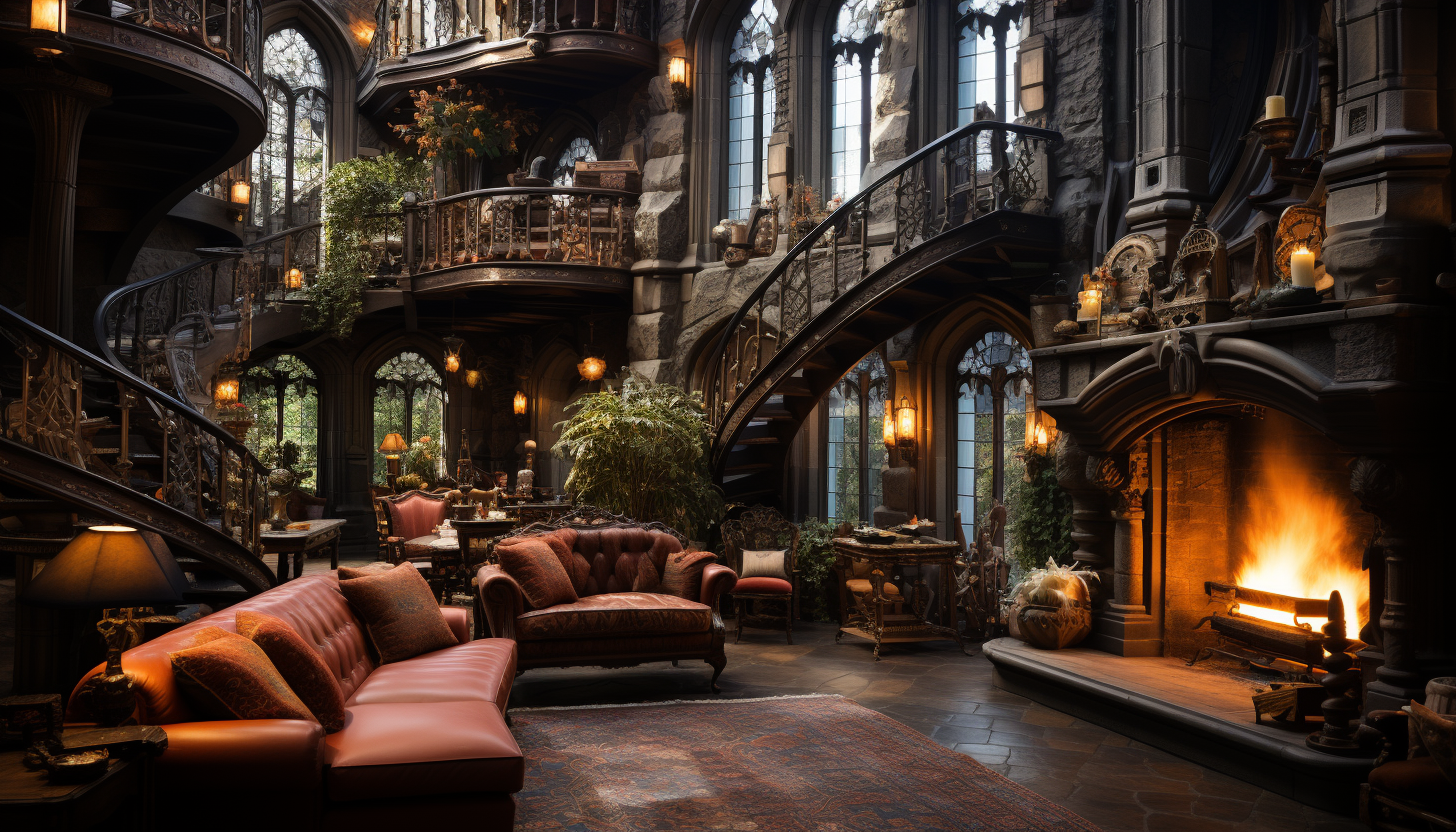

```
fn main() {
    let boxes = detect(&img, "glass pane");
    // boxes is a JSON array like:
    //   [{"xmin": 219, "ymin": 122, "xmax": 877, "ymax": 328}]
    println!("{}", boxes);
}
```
[
  {"xmin": 242, "ymin": 355, "xmax": 319, "ymax": 485},
  {"xmin": 372, "ymin": 351, "xmax": 444, "ymax": 482},
  {"xmin": 953, "ymin": 330, "xmax": 1031, "ymax": 542},
  {"xmin": 552, "ymin": 136, "xmax": 597, "ymax": 187},
  {"xmin": 253, "ymin": 28, "xmax": 330, "ymax": 234}
]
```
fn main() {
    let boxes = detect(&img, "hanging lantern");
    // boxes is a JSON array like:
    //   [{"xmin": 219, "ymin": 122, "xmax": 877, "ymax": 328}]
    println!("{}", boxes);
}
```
[
  {"xmin": 465, "ymin": 367, "xmax": 482, "ymax": 388},
  {"xmin": 230, "ymin": 179, "xmax": 251, "ymax": 206},
  {"xmin": 893, "ymin": 395, "xmax": 916, "ymax": 448},
  {"xmin": 285, "ymin": 267, "xmax": 303, "ymax": 290},
  {"xmin": 214, "ymin": 363, "xmax": 241, "ymax": 407},
  {"xmin": 577, "ymin": 353, "xmax": 606, "ymax": 382},
  {"xmin": 513, "ymin": 390, "xmax": 528, "ymax": 415},
  {"xmin": 26, "ymin": 0, "xmax": 68, "ymax": 56},
  {"xmin": 443, "ymin": 337, "xmax": 463, "ymax": 374}
]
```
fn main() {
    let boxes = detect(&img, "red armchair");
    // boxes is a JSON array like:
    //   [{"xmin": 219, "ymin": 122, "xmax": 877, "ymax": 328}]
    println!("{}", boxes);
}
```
[{"xmin": 380, "ymin": 490, "xmax": 450, "ymax": 566}]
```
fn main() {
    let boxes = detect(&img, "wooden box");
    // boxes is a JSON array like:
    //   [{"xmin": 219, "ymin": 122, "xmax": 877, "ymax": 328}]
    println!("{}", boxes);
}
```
[{"xmin": 574, "ymin": 160, "xmax": 642, "ymax": 193}]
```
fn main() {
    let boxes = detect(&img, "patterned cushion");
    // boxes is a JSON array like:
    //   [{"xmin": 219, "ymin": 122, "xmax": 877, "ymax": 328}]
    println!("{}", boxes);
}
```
[
  {"xmin": 235, "ymin": 611, "xmax": 347, "ymax": 733},
  {"xmin": 734, "ymin": 576, "xmax": 793, "ymax": 594},
  {"xmin": 338, "ymin": 563, "xmax": 459, "ymax": 664},
  {"xmin": 170, "ymin": 628, "xmax": 317, "ymax": 723},
  {"xmin": 661, "ymin": 550, "xmax": 717, "ymax": 601},
  {"xmin": 740, "ymin": 549, "xmax": 789, "ymax": 581},
  {"xmin": 540, "ymin": 530, "xmax": 591, "ymax": 594},
  {"xmin": 338, "ymin": 562, "xmax": 396, "ymax": 580},
  {"xmin": 497, "ymin": 537, "xmax": 579, "ymax": 610}
]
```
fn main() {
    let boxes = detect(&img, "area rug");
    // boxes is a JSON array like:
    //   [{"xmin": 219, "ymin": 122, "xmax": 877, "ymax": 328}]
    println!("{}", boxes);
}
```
[{"xmin": 512, "ymin": 694, "xmax": 1101, "ymax": 831}]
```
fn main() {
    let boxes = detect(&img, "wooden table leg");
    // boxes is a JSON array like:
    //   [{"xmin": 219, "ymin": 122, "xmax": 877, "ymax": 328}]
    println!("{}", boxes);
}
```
[
  {"xmin": 275, "ymin": 552, "xmax": 288, "ymax": 584},
  {"xmin": 292, "ymin": 550, "xmax": 305, "ymax": 580},
  {"xmin": 329, "ymin": 534, "xmax": 340, "ymax": 570}
]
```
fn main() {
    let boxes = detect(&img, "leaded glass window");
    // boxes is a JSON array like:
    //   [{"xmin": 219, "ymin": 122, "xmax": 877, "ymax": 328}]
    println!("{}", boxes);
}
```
[
  {"xmin": 252, "ymin": 27, "xmax": 330, "ymax": 234},
  {"xmin": 828, "ymin": 0, "xmax": 882, "ymax": 202},
  {"xmin": 373, "ymin": 352, "xmax": 446, "ymax": 482},
  {"xmin": 552, "ymin": 137, "xmax": 598, "ymax": 187},
  {"xmin": 827, "ymin": 350, "xmax": 888, "ymax": 524},
  {"xmin": 954, "ymin": 330, "xmax": 1031, "ymax": 545},
  {"xmin": 955, "ymin": 1, "xmax": 1022, "ymax": 127},
  {"xmin": 727, "ymin": 0, "xmax": 777, "ymax": 220},
  {"xmin": 241, "ymin": 355, "xmax": 320, "ymax": 485}
]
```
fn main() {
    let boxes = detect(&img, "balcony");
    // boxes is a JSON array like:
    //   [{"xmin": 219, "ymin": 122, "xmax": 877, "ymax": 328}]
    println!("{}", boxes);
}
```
[{"xmin": 359, "ymin": 0, "xmax": 657, "ymax": 119}]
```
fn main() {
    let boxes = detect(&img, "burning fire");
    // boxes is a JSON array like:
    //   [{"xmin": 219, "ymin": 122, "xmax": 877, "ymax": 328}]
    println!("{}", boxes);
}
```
[{"xmin": 1235, "ymin": 451, "xmax": 1368, "ymax": 632}]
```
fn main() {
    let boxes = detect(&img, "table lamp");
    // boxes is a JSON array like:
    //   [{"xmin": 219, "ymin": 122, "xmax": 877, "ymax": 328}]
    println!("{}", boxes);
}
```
[
  {"xmin": 22, "ymin": 526, "xmax": 189, "ymax": 726},
  {"xmin": 379, "ymin": 432, "xmax": 408, "ymax": 489}
]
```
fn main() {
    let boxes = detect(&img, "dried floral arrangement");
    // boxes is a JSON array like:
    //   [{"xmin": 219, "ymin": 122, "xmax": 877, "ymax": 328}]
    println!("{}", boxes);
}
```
[{"xmin": 392, "ymin": 79, "xmax": 537, "ymax": 164}]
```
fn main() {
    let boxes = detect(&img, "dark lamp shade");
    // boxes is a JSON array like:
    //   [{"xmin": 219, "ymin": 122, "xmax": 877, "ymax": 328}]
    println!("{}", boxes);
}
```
[
  {"xmin": 378, "ymin": 433, "xmax": 408, "ymax": 454},
  {"xmin": 23, "ymin": 526, "xmax": 189, "ymax": 608}
]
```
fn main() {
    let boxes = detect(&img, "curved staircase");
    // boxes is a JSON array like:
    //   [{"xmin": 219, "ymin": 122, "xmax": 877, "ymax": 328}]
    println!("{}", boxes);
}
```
[{"xmin": 703, "ymin": 121, "xmax": 1064, "ymax": 504}]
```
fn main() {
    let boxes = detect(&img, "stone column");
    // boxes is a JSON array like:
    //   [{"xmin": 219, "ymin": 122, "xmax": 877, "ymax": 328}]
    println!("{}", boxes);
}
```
[
  {"xmin": 1322, "ymin": 0, "xmax": 1451, "ymax": 300},
  {"xmin": 1055, "ymin": 434, "xmax": 1114, "ymax": 578},
  {"xmin": 1, "ymin": 67, "xmax": 111, "ymax": 341},
  {"xmin": 1086, "ymin": 448, "xmax": 1162, "ymax": 656}
]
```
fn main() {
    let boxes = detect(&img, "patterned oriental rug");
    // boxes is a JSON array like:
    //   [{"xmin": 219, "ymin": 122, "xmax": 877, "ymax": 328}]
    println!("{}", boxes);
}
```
[{"xmin": 512, "ymin": 694, "xmax": 1102, "ymax": 831}]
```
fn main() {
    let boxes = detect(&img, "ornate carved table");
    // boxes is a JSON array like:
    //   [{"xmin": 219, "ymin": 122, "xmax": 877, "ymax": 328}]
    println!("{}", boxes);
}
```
[
  {"xmin": 831, "ymin": 536, "xmax": 968, "ymax": 660},
  {"xmin": 260, "ymin": 518, "xmax": 345, "ymax": 583}
]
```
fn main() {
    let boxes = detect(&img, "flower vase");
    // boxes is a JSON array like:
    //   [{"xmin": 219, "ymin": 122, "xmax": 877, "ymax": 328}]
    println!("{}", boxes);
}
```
[
  {"xmin": 220, "ymin": 419, "xmax": 252, "ymax": 442},
  {"xmin": 269, "ymin": 494, "xmax": 291, "ymax": 531}
]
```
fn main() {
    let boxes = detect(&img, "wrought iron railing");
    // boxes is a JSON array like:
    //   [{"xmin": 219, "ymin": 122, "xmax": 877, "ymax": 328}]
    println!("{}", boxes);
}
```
[
  {"xmin": 94, "ymin": 224, "xmax": 323, "ymax": 411},
  {"xmin": 702, "ymin": 120, "xmax": 1062, "ymax": 433},
  {"xmin": 403, "ymin": 187, "xmax": 638, "ymax": 273},
  {"xmin": 109, "ymin": 0, "xmax": 263, "ymax": 80},
  {"xmin": 371, "ymin": 0, "xmax": 654, "ymax": 61},
  {"xmin": 0, "ymin": 305, "xmax": 271, "ymax": 579}
]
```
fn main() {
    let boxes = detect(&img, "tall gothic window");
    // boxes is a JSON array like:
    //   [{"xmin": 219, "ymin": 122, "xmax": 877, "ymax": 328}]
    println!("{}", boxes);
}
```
[
  {"xmin": 373, "ymin": 352, "xmax": 445, "ymax": 482},
  {"xmin": 954, "ymin": 330, "xmax": 1030, "ymax": 544},
  {"xmin": 552, "ymin": 137, "xmax": 598, "ymax": 187},
  {"xmin": 241, "ymin": 355, "xmax": 320, "ymax": 485},
  {"xmin": 827, "ymin": 351, "xmax": 888, "ymax": 524},
  {"xmin": 955, "ymin": 1, "xmax": 1022, "ymax": 126},
  {"xmin": 828, "ymin": 0, "xmax": 882, "ymax": 202},
  {"xmin": 727, "ymin": 0, "xmax": 777, "ymax": 220},
  {"xmin": 253, "ymin": 27, "xmax": 330, "ymax": 234}
]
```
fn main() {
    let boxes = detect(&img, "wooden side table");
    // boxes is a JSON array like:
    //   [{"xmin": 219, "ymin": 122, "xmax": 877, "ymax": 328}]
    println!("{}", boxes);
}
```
[
  {"xmin": 260, "ymin": 518, "xmax": 346, "ymax": 582},
  {"xmin": 831, "ymin": 536, "xmax": 968, "ymax": 660},
  {"xmin": 0, "ymin": 749, "xmax": 153, "ymax": 829}
]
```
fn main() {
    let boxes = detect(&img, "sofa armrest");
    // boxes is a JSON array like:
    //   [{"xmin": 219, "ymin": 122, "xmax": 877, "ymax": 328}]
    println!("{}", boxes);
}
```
[
  {"xmin": 477, "ymin": 564, "xmax": 523, "ymax": 640},
  {"xmin": 442, "ymin": 606, "xmax": 470, "ymax": 643},
  {"xmin": 158, "ymin": 719, "xmax": 325, "ymax": 794},
  {"xmin": 700, "ymin": 563, "xmax": 738, "ymax": 612}
]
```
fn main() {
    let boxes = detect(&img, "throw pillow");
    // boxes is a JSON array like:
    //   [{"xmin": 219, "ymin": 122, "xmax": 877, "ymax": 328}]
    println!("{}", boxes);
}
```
[
  {"xmin": 497, "ymin": 537, "xmax": 579, "ymax": 609},
  {"xmin": 235, "ymin": 611, "xmax": 347, "ymax": 733},
  {"xmin": 739, "ymin": 549, "xmax": 789, "ymax": 581},
  {"xmin": 338, "ymin": 562, "xmax": 396, "ymax": 579},
  {"xmin": 338, "ymin": 564, "xmax": 458, "ymax": 664},
  {"xmin": 540, "ymin": 531, "xmax": 590, "ymax": 594},
  {"xmin": 661, "ymin": 550, "xmax": 716, "ymax": 601},
  {"xmin": 170, "ymin": 628, "xmax": 317, "ymax": 723}
]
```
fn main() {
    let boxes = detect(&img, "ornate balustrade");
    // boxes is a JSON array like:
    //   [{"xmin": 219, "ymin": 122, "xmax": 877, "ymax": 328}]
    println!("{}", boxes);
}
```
[
  {"xmin": 0, "ymin": 306, "xmax": 273, "ymax": 590},
  {"xmin": 702, "ymin": 121, "xmax": 1062, "ymax": 435},
  {"xmin": 108, "ymin": 0, "xmax": 262, "ymax": 80},
  {"xmin": 371, "ymin": 0, "xmax": 653, "ymax": 61},
  {"xmin": 403, "ymin": 187, "xmax": 637, "ymax": 276},
  {"xmin": 95, "ymin": 223, "xmax": 323, "ymax": 411}
]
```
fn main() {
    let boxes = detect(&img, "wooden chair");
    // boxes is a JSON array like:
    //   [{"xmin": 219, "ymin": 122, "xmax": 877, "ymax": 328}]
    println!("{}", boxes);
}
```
[
  {"xmin": 283, "ymin": 489, "xmax": 326, "ymax": 522},
  {"xmin": 721, "ymin": 505, "xmax": 799, "ymax": 644},
  {"xmin": 369, "ymin": 485, "xmax": 394, "ymax": 559}
]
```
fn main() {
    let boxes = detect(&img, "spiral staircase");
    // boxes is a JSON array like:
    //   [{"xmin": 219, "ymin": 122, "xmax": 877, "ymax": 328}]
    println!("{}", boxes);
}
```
[{"xmin": 703, "ymin": 121, "xmax": 1064, "ymax": 504}]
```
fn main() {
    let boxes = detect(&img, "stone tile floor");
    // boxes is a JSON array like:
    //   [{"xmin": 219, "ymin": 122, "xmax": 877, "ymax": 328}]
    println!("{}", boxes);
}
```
[{"xmin": 2, "ymin": 554, "xmax": 1369, "ymax": 831}]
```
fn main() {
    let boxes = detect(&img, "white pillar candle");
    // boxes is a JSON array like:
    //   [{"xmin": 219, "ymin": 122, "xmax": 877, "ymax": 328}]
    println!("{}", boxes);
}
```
[
  {"xmin": 1265, "ymin": 95, "xmax": 1286, "ymax": 121},
  {"xmin": 1290, "ymin": 247, "xmax": 1315, "ymax": 288},
  {"xmin": 1076, "ymin": 288, "xmax": 1102, "ymax": 322}
]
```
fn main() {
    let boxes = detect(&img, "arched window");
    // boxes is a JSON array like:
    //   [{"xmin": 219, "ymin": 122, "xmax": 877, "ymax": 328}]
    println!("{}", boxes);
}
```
[
  {"xmin": 955, "ymin": 1, "xmax": 1022, "ymax": 126},
  {"xmin": 828, "ymin": 0, "xmax": 882, "ymax": 202},
  {"xmin": 373, "ymin": 351, "xmax": 445, "ymax": 482},
  {"xmin": 954, "ymin": 330, "xmax": 1031, "ymax": 544},
  {"xmin": 241, "ymin": 355, "xmax": 319, "ymax": 485},
  {"xmin": 552, "ymin": 137, "xmax": 598, "ymax": 186},
  {"xmin": 727, "ymin": 0, "xmax": 778, "ymax": 220},
  {"xmin": 827, "ymin": 350, "xmax": 888, "ymax": 523},
  {"xmin": 253, "ymin": 27, "xmax": 330, "ymax": 234}
]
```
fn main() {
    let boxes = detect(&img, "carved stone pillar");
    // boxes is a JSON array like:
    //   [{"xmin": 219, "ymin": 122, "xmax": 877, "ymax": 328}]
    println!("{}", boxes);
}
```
[
  {"xmin": 1322, "ymin": 0, "xmax": 1452, "ymax": 300},
  {"xmin": 1, "ymin": 67, "xmax": 111, "ymax": 341},
  {"xmin": 1085, "ymin": 449, "xmax": 1163, "ymax": 656},
  {"xmin": 1350, "ymin": 455, "xmax": 1428, "ymax": 712},
  {"xmin": 1055, "ymin": 434, "xmax": 1113, "ymax": 576}
]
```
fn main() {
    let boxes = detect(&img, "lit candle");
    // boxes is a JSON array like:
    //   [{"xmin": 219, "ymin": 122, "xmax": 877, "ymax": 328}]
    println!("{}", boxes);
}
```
[
  {"xmin": 1264, "ymin": 95, "xmax": 1285, "ymax": 121},
  {"xmin": 1290, "ymin": 247, "xmax": 1315, "ymax": 288},
  {"xmin": 1076, "ymin": 287, "xmax": 1102, "ymax": 322}
]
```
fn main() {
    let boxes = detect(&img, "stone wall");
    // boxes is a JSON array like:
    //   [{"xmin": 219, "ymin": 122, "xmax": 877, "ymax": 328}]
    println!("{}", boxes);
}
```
[{"xmin": 1161, "ymin": 417, "xmax": 1234, "ymax": 660}]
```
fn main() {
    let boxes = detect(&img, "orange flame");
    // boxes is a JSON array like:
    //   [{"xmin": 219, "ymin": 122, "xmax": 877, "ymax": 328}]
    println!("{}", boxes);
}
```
[{"xmin": 1235, "ymin": 451, "xmax": 1368, "ymax": 631}]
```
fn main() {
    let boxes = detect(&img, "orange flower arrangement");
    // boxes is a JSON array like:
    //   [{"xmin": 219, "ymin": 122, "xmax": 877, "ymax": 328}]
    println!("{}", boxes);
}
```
[{"xmin": 392, "ymin": 79, "xmax": 536, "ymax": 164}]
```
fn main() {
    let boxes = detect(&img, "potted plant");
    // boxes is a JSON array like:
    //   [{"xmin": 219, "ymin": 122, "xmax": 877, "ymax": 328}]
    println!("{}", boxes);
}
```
[
  {"xmin": 553, "ymin": 373, "xmax": 723, "ymax": 540},
  {"xmin": 392, "ymin": 79, "xmax": 537, "ymax": 195},
  {"xmin": 795, "ymin": 518, "xmax": 840, "ymax": 622},
  {"xmin": 400, "ymin": 436, "xmax": 440, "ymax": 490},
  {"xmin": 258, "ymin": 440, "xmax": 313, "ymax": 530}
]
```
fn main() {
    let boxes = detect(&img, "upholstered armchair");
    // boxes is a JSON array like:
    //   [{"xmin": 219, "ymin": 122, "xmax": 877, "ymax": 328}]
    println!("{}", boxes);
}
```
[
  {"xmin": 283, "ymin": 489, "xmax": 327, "ymax": 522},
  {"xmin": 721, "ymin": 506, "xmax": 799, "ymax": 644},
  {"xmin": 381, "ymin": 490, "xmax": 450, "ymax": 566}
]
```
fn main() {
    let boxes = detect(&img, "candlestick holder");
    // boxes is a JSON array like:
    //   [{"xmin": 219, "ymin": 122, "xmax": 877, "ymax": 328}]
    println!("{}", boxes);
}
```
[{"xmin": 1253, "ymin": 117, "xmax": 1321, "ymax": 186}]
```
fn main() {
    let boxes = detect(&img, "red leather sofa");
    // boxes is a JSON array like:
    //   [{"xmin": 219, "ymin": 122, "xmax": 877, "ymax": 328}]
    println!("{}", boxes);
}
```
[
  {"xmin": 69, "ymin": 573, "xmax": 522, "ymax": 830},
  {"xmin": 476, "ymin": 511, "xmax": 737, "ymax": 692}
]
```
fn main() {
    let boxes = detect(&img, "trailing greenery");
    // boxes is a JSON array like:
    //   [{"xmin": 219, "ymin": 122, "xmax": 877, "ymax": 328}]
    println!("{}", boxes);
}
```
[
  {"xmin": 306, "ymin": 153, "xmax": 430, "ymax": 339},
  {"xmin": 1004, "ymin": 445, "xmax": 1074, "ymax": 573},
  {"xmin": 553, "ymin": 373, "xmax": 723, "ymax": 539},
  {"xmin": 795, "ymin": 517, "xmax": 840, "ymax": 621}
]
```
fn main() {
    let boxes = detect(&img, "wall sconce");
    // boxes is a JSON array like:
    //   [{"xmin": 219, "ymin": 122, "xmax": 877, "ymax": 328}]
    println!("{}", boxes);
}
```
[
  {"xmin": 25, "ymin": 0, "xmax": 69, "ymax": 56},
  {"xmin": 1024, "ymin": 407, "xmax": 1056, "ymax": 451},
  {"xmin": 443, "ymin": 336, "xmax": 463, "ymax": 374},
  {"xmin": 882, "ymin": 399, "xmax": 896, "ymax": 448},
  {"xmin": 378, "ymin": 432, "xmax": 407, "ymax": 486},
  {"xmin": 893, "ymin": 395, "xmax": 917, "ymax": 461},
  {"xmin": 465, "ymin": 367, "xmax": 482, "ymax": 388},
  {"xmin": 213, "ymin": 363, "xmax": 240, "ymax": 408},
  {"xmin": 285, "ymin": 267, "xmax": 303, "ymax": 291},
  {"xmin": 229, "ymin": 179, "xmax": 251, "ymax": 223},
  {"xmin": 668, "ymin": 55, "xmax": 691, "ymax": 110},
  {"xmin": 513, "ymin": 390, "xmax": 528, "ymax": 415}
]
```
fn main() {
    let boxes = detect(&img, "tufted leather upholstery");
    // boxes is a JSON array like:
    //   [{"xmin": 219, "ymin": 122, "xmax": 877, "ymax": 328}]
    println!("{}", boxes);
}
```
[
  {"xmin": 477, "ymin": 519, "xmax": 738, "ymax": 692},
  {"xmin": 68, "ymin": 572, "xmax": 522, "ymax": 827}
]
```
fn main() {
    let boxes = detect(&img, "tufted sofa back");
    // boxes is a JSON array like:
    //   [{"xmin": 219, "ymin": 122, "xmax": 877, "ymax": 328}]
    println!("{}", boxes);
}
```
[
  {"xmin": 519, "ymin": 526, "xmax": 684, "ymax": 602},
  {"xmin": 68, "ymin": 575, "xmax": 375, "ymax": 725}
]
